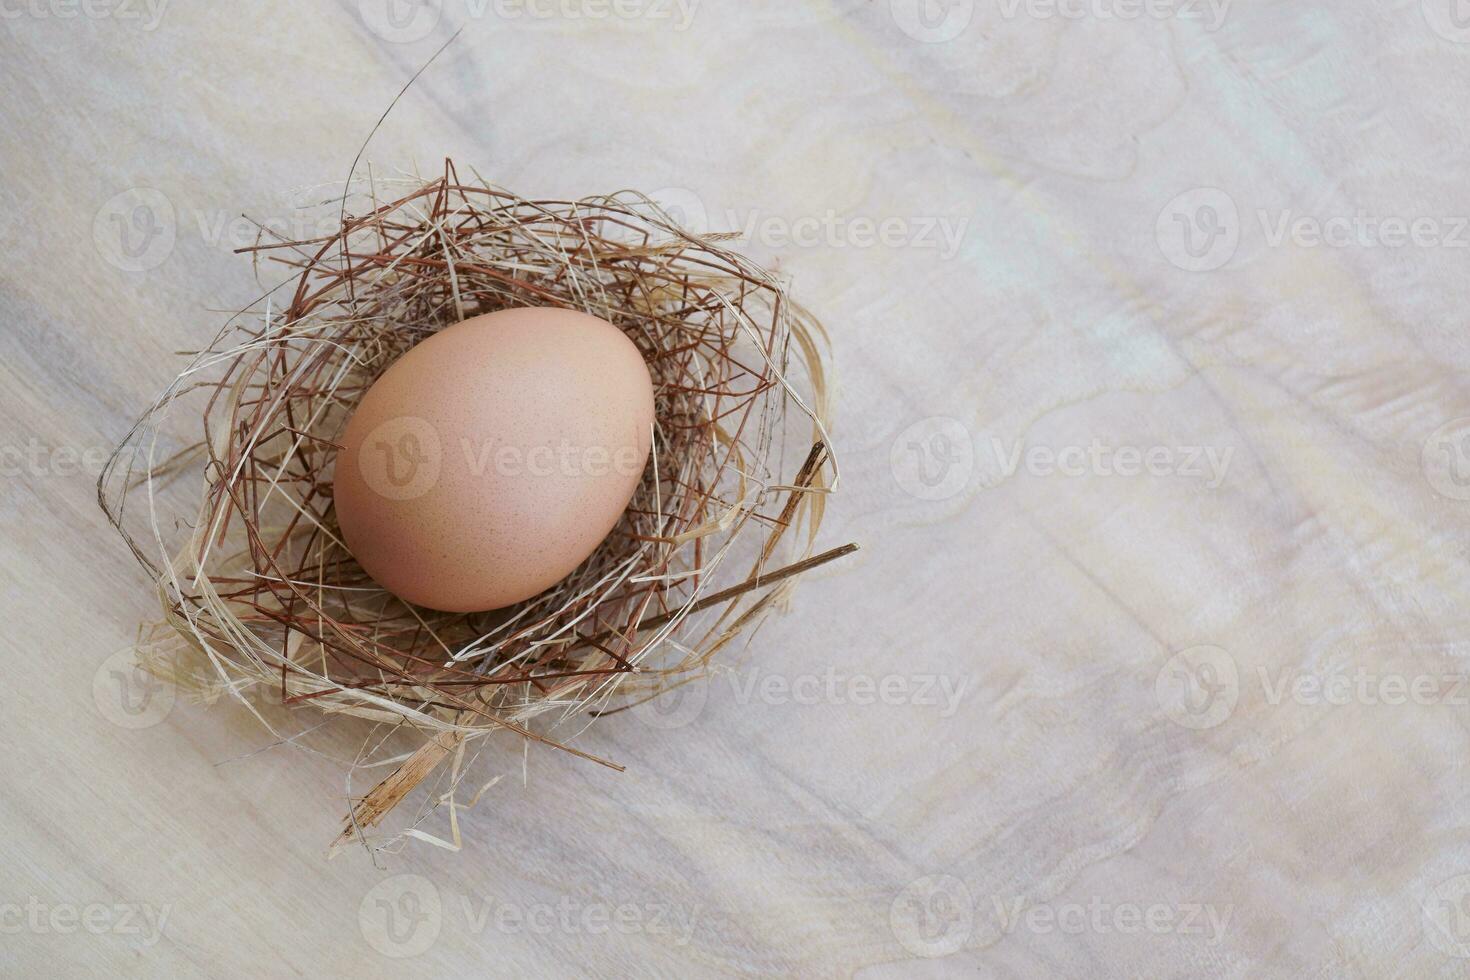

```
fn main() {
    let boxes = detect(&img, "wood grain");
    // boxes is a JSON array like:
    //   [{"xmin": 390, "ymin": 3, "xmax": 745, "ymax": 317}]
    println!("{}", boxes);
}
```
[{"xmin": 4, "ymin": 2, "xmax": 1470, "ymax": 976}]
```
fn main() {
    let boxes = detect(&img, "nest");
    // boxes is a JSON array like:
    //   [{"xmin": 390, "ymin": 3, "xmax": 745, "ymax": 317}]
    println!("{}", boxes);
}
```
[{"xmin": 99, "ymin": 161, "xmax": 850, "ymax": 857}]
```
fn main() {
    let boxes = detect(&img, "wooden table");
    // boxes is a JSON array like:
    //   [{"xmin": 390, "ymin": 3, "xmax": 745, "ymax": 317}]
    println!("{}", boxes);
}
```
[{"xmin": 5, "ymin": 2, "xmax": 1470, "ymax": 975}]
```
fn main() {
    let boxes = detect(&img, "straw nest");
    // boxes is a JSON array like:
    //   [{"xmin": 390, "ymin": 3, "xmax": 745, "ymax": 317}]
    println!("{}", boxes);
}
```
[{"xmin": 99, "ymin": 161, "xmax": 851, "ymax": 857}]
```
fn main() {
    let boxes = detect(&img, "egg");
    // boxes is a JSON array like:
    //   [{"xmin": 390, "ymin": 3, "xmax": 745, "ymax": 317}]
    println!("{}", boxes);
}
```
[{"xmin": 333, "ymin": 307, "xmax": 655, "ymax": 612}]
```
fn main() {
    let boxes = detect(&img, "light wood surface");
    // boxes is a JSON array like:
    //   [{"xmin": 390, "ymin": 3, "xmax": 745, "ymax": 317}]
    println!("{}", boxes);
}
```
[{"xmin": 6, "ymin": 2, "xmax": 1470, "ymax": 976}]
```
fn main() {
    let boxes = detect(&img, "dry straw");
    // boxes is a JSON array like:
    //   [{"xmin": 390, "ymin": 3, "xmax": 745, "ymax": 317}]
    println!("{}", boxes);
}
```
[{"xmin": 99, "ymin": 161, "xmax": 852, "ymax": 857}]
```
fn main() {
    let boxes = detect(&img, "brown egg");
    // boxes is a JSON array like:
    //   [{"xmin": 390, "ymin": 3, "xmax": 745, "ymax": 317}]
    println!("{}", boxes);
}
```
[{"xmin": 333, "ymin": 307, "xmax": 655, "ymax": 612}]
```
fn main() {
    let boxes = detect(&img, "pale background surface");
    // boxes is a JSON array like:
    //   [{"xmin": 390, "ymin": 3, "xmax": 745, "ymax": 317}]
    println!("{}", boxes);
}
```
[{"xmin": 5, "ymin": 1, "xmax": 1470, "ymax": 976}]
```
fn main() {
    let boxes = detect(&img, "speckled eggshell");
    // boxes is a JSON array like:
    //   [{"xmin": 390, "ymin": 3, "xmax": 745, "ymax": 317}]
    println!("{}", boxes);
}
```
[{"xmin": 333, "ymin": 307, "xmax": 655, "ymax": 612}]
